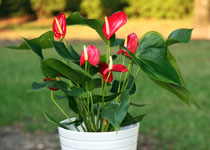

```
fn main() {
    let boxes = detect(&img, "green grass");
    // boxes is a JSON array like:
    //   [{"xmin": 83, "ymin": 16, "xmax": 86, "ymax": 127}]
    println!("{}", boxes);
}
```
[{"xmin": 0, "ymin": 40, "xmax": 210, "ymax": 149}]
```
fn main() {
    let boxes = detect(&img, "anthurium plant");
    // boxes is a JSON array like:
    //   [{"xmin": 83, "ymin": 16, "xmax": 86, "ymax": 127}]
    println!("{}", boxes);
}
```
[{"xmin": 7, "ymin": 11, "xmax": 200, "ymax": 132}]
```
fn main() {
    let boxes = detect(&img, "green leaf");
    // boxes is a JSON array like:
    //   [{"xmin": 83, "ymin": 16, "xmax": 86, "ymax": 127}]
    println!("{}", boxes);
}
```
[
  {"xmin": 23, "ymin": 38, "xmax": 43, "ymax": 59},
  {"xmin": 62, "ymin": 88, "xmax": 84, "ymax": 97},
  {"xmin": 121, "ymin": 113, "xmax": 146, "ymax": 127},
  {"xmin": 130, "ymin": 103, "xmax": 149, "ymax": 107},
  {"xmin": 29, "ymin": 80, "xmax": 68, "ymax": 91},
  {"xmin": 43, "ymin": 111, "xmax": 68, "ymax": 129},
  {"xmin": 54, "ymin": 95, "xmax": 66, "ymax": 100},
  {"xmin": 68, "ymin": 45, "xmax": 80, "ymax": 60},
  {"xmin": 122, "ymin": 31, "xmax": 200, "ymax": 109},
  {"xmin": 121, "ymin": 34, "xmax": 181, "ymax": 85},
  {"xmin": 66, "ymin": 12, "xmax": 115, "ymax": 44},
  {"xmin": 67, "ymin": 96, "xmax": 80, "ymax": 114},
  {"xmin": 167, "ymin": 49, "xmax": 185, "ymax": 85},
  {"xmin": 110, "ymin": 77, "xmax": 136, "ymax": 95},
  {"xmin": 50, "ymin": 42, "xmax": 98, "ymax": 76},
  {"xmin": 41, "ymin": 58, "xmax": 92, "ymax": 84},
  {"xmin": 153, "ymin": 80, "xmax": 201, "ymax": 110},
  {"xmin": 100, "ymin": 55, "xmax": 117, "ymax": 64},
  {"xmin": 101, "ymin": 91, "xmax": 130, "ymax": 130},
  {"xmin": 62, "ymin": 117, "xmax": 83, "ymax": 126},
  {"xmin": 86, "ymin": 78, "xmax": 102, "ymax": 91},
  {"xmin": 136, "ymin": 31, "xmax": 181, "ymax": 85},
  {"xmin": 7, "ymin": 31, "xmax": 54, "ymax": 50},
  {"xmin": 29, "ymin": 81, "xmax": 57, "ymax": 91},
  {"xmin": 166, "ymin": 28, "xmax": 193, "ymax": 46},
  {"xmin": 110, "ymin": 38, "xmax": 124, "ymax": 47},
  {"xmin": 88, "ymin": 66, "xmax": 99, "ymax": 76},
  {"xmin": 92, "ymin": 93, "xmax": 121, "ymax": 104},
  {"xmin": 51, "ymin": 40, "xmax": 72, "ymax": 60}
]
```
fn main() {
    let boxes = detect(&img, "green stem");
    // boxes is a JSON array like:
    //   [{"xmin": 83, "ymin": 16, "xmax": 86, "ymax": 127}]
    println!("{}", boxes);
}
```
[
  {"xmin": 85, "ymin": 61, "xmax": 88, "ymax": 73},
  {"xmin": 96, "ymin": 104, "xmax": 100, "ymax": 130},
  {"xmin": 96, "ymin": 78, "xmax": 104, "ymax": 129},
  {"xmin": 117, "ymin": 53, "xmax": 126, "ymax": 101},
  {"xmin": 123, "ymin": 60, "xmax": 134, "ymax": 91},
  {"xmin": 63, "ymin": 38, "xmax": 67, "ymax": 47},
  {"xmin": 79, "ymin": 96, "xmax": 92, "ymax": 131},
  {"xmin": 74, "ymin": 99, "xmax": 87, "ymax": 132},
  {"xmin": 84, "ymin": 62, "xmax": 94, "ymax": 130},
  {"xmin": 102, "ymin": 72, "xmax": 111, "ymax": 106},
  {"xmin": 121, "ymin": 60, "xmax": 132, "ymax": 90},
  {"xmin": 100, "ymin": 72, "xmax": 111, "ymax": 131},
  {"xmin": 128, "ymin": 67, "xmax": 141, "ymax": 92},
  {"xmin": 50, "ymin": 91, "xmax": 80, "ymax": 132},
  {"xmin": 100, "ymin": 79, "xmax": 104, "ymax": 95},
  {"xmin": 90, "ymin": 92, "xmax": 97, "ymax": 131},
  {"xmin": 104, "ymin": 122, "xmax": 110, "ymax": 132}
]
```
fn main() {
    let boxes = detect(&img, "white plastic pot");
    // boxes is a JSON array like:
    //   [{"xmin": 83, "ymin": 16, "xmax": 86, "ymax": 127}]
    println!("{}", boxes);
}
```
[{"xmin": 58, "ymin": 118, "xmax": 140, "ymax": 150}]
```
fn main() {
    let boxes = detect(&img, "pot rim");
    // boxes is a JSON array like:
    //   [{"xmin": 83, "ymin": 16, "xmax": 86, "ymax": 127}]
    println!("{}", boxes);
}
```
[{"xmin": 58, "ymin": 118, "xmax": 140, "ymax": 135}]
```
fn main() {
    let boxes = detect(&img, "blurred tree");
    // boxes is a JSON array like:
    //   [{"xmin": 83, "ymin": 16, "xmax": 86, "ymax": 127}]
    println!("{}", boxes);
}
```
[
  {"xmin": 80, "ymin": 0, "xmax": 103, "ymax": 18},
  {"xmin": 101, "ymin": 0, "xmax": 126, "ymax": 16},
  {"xmin": 124, "ymin": 0, "xmax": 193, "ymax": 19},
  {"xmin": 80, "ymin": 0, "xmax": 126, "ymax": 18},
  {"xmin": 30, "ymin": 0, "xmax": 66, "ymax": 18},
  {"xmin": 0, "ymin": 0, "xmax": 33, "ymax": 17},
  {"xmin": 194, "ymin": 0, "xmax": 209, "ymax": 25},
  {"xmin": 65, "ymin": 0, "xmax": 82, "ymax": 12}
]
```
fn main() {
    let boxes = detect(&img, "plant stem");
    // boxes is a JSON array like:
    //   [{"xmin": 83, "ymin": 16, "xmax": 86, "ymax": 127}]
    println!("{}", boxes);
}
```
[
  {"xmin": 74, "ymin": 99, "xmax": 87, "ymax": 132},
  {"xmin": 121, "ymin": 60, "xmax": 132, "ymax": 91},
  {"xmin": 104, "ymin": 122, "xmax": 110, "ymax": 132},
  {"xmin": 84, "ymin": 62, "xmax": 95, "ymax": 131},
  {"xmin": 123, "ymin": 60, "xmax": 134, "ymax": 91},
  {"xmin": 79, "ymin": 96, "xmax": 92, "ymax": 131},
  {"xmin": 128, "ymin": 67, "xmax": 141, "ymax": 92},
  {"xmin": 90, "ymin": 92, "xmax": 97, "ymax": 131},
  {"xmin": 99, "ymin": 72, "xmax": 111, "ymax": 131},
  {"xmin": 117, "ymin": 53, "xmax": 126, "ymax": 101},
  {"xmin": 102, "ymin": 72, "xmax": 111, "ymax": 106},
  {"xmin": 50, "ymin": 91, "xmax": 80, "ymax": 131},
  {"xmin": 63, "ymin": 38, "xmax": 67, "ymax": 47},
  {"xmin": 96, "ymin": 78, "xmax": 105, "ymax": 129}
]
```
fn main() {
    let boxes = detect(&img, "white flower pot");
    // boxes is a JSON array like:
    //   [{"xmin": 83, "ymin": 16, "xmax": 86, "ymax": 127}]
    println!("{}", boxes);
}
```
[{"xmin": 58, "ymin": 118, "xmax": 140, "ymax": 150}]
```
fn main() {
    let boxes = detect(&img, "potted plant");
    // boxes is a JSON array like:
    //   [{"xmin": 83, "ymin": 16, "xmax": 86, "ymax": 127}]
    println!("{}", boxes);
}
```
[{"xmin": 7, "ymin": 11, "xmax": 200, "ymax": 150}]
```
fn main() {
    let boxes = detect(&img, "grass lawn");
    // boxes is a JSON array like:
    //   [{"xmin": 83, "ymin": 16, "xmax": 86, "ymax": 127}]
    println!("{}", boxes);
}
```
[{"xmin": 0, "ymin": 40, "xmax": 210, "ymax": 149}]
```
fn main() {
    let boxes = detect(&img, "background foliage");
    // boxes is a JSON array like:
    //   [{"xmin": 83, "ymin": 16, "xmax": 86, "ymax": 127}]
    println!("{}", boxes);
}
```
[
  {"xmin": 125, "ymin": 0, "xmax": 193, "ymax": 19},
  {"xmin": 0, "ymin": 0, "xmax": 33, "ymax": 17},
  {"xmin": 30, "ymin": 0, "xmax": 66, "ymax": 17},
  {"xmin": 0, "ymin": 0, "xmax": 194, "ymax": 19}
]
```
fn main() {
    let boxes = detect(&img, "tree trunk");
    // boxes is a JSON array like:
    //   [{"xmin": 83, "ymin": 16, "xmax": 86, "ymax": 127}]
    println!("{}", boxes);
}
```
[{"xmin": 194, "ymin": 0, "xmax": 209, "ymax": 26}]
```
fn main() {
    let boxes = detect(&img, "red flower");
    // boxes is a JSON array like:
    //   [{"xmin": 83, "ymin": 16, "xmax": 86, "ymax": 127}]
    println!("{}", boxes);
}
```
[
  {"xmin": 53, "ymin": 13, "xmax": 66, "ymax": 40},
  {"xmin": 80, "ymin": 45, "xmax": 100, "ymax": 66},
  {"xmin": 99, "ymin": 63, "xmax": 113, "ymax": 83},
  {"xmin": 102, "ymin": 11, "xmax": 127, "ymax": 40},
  {"xmin": 44, "ymin": 78, "xmax": 59, "ymax": 91},
  {"xmin": 118, "ymin": 33, "xmax": 138, "ymax": 57},
  {"xmin": 99, "ymin": 57, "xmax": 128, "ymax": 83}
]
